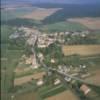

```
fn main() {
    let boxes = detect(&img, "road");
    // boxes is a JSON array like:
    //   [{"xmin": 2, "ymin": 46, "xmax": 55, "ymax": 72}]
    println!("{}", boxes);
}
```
[{"xmin": 31, "ymin": 33, "xmax": 100, "ymax": 87}]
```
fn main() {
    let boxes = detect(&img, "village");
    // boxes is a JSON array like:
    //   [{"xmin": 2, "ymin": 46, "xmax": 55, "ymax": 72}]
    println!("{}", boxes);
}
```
[{"xmin": 7, "ymin": 26, "xmax": 100, "ymax": 100}]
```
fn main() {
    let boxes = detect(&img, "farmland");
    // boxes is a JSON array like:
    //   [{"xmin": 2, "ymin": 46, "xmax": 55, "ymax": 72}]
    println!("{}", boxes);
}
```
[
  {"xmin": 14, "ymin": 72, "xmax": 46, "ymax": 86},
  {"xmin": 45, "ymin": 90, "xmax": 79, "ymax": 100},
  {"xmin": 85, "ymin": 70, "xmax": 100, "ymax": 86},
  {"xmin": 68, "ymin": 17, "xmax": 100, "ymax": 30},
  {"xmin": 20, "ymin": 8, "xmax": 61, "ymax": 21},
  {"xmin": 1, "ymin": 25, "xmax": 25, "ymax": 100},
  {"xmin": 1, "ymin": 2, "xmax": 100, "ymax": 100},
  {"xmin": 14, "ymin": 92, "xmax": 38, "ymax": 100},
  {"xmin": 42, "ymin": 4, "xmax": 100, "ymax": 24},
  {"xmin": 40, "ymin": 22, "xmax": 87, "ymax": 32},
  {"xmin": 62, "ymin": 45, "xmax": 100, "ymax": 56},
  {"xmin": 1, "ymin": 7, "xmax": 36, "ymax": 21}
]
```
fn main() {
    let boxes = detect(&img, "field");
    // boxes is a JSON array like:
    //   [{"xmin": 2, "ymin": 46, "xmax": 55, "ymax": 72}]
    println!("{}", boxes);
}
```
[
  {"xmin": 1, "ymin": 7, "xmax": 36, "ymax": 21},
  {"xmin": 45, "ymin": 90, "xmax": 79, "ymax": 100},
  {"xmin": 14, "ymin": 92, "xmax": 38, "ymax": 100},
  {"xmin": 42, "ymin": 4, "xmax": 100, "ymax": 24},
  {"xmin": 20, "ymin": 8, "xmax": 61, "ymax": 20},
  {"xmin": 14, "ymin": 72, "xmax": 46, "ymax": 86},
  {"xmin": 62, "ymin": 45, "xmax": 100, "ymax": 56},
  {"xmin": 68, "ymin": 17, "xmax": 100, "ymax": 30},
  {"xmin": 40, "ymin": 22, "xmax": 87, "ymax": 32},
  {"xmin": 1, "ymin": 25, "xmax": 26, "ymax": 100},
  {"xmin": 85, "ymin": 70, "xmax": 100, "ymax": 86}
]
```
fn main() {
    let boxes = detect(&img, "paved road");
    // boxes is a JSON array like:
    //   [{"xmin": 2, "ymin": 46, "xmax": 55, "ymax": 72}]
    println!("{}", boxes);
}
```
[
  {"xmin": 40, "ymin": 61, "xmax": 100, "ymax": 87},
  {"xmin": 31, "ymin": 34, "xmax": 100, "ymax": 87}
]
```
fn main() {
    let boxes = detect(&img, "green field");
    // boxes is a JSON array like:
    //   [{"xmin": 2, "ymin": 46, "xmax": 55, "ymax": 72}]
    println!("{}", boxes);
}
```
[
  {"xmin": 1, "ymin": 25, "xmax": 25, "ymax": 100},
  {"xmin": 39, "ymin": 84, "xmax": 66, "ymax": 99},
  {"xmin": 40, "ymin": 22, "xmax": 87, "ymax": 32}
]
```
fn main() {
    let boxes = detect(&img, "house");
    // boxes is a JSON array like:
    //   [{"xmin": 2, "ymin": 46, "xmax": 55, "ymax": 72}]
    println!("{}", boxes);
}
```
[
  {"xmin": 80, "ymin": 84, "xmax": 91, "ymax": 95},
  {"xmin": 38, "ymin": 53, "xmax": 44, "ymax": 61},
  {"xmin": 65, "ymin": 32, "xmax": 70, "ymax": 35},
  {"xmin": 37, "ymin": 79, "xmax": 44, "ymax": 86},
  {"xmin": 50, "ymin": 59, "xmax": 56, "ymax": 63},
  {"xmin": 64, "ymin": 77, "xmax": 71, "ymax": 82},
  {"xmin": 9, "ymin": 32, "xmax": 19, "ymax": 39},
  {"xmin": 54, "ymin": 79, "xmax": 61, "ymax": 85}
]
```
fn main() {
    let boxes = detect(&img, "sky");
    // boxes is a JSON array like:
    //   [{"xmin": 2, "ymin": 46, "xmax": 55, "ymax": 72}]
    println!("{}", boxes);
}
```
[{"xmin": 2, "ymin": 0, "xmax": 100, "ymax": 5}]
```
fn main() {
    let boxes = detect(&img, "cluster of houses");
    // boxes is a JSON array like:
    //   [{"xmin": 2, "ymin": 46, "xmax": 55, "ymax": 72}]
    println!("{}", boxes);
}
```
[
  {"xmin": 37, "ymin": 34, "xmax": 56, "ymax": 48},
  {"xmin": 57, "ymin": 64, "xmax": 91, "ymax": 81},
  {"xmin": 9, "ymin": 26, "xmax": 90, "ymax": 48},
  {"xmin": 12, "ymin": 27, "xmax": 92, "ymax": 91}
]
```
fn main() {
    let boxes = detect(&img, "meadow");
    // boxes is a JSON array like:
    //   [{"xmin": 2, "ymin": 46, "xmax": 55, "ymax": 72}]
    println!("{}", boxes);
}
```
[{"xmin": 40, "ymin": 22, "xmax": 87, "ymax": 32}]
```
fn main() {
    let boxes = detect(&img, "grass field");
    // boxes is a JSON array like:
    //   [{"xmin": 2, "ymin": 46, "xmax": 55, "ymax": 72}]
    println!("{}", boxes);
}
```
[
  {"xmin": 68, "ymin": 17, "xmax": 100, "ymax": 30},
  {"xmin": 40, "ymin": 22, "xmax": 87, "ymax": 32},
  {"xmin": 62, "ymin": 45, "xmax": 100, "ymax": 56}
]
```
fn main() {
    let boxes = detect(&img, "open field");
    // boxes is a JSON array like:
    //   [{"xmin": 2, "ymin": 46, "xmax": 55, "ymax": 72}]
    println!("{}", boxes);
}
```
[
  {"xmin": 45, "ymin": 90, "xmax": 79, "ymax": 100},
  {"xmin": 62, "ymin": 45, "xmax": 100, "ymax": 56},
  {"xmin": 41, "ymin": 21, "xmax": 87, "ymax": 32},
  {"xmin": 85, "ymin": 70, "xmax": 100, "ymax": 86},
  {"xmin": 14, "ymin": 92, "xmax": 38, "ymax": 100},
  {"xmin": 68, "ymin": 17, "xmax": 100, "ymax": 30},
  {"xmin": 1, "ymin": 7, "xmax": 39, "ymax": 21},
  {"xmin": 20, "ymin": 8, "xmax": 61, "ymax": 20},
  {"xmin": 14, "ymin": 72, "xmax": 46, "ymax": 86}
]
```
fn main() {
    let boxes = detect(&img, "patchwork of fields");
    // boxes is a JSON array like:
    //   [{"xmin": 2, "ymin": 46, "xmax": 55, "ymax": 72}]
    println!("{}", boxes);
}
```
[{"xmin": 1, "ymin": 3, "xmax": 100, "ymax": 100}]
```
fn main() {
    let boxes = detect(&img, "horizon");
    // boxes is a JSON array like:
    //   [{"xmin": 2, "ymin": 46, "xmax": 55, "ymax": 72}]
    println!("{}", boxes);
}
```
[{"xmin": 2, "ymin": 0, "xmax": 100, "ymax": 5}]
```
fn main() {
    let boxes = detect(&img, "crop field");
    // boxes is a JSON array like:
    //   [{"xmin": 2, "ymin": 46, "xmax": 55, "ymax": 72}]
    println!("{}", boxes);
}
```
[
  {"xmin": 14, "ymin": 92, "xmax": 38, "ymax": 100},
  {"xmin": 14, "ymin": 72, "xmax": 46, "ymax": 86},
  {"xmin": 85, "ymin": 70, "xmax": 100, "ymax": 86},
  {"xmin": 41, "ymin": 22, "xmax": 87, "ymax": 32},
  {"xmin": 20, "ymin": 8, "xmax": 61, "ymax": 20},
  {"xmin": 62, "ymin": 45, "xmax": 100, "ymax": 56},
  {"xmin": 68, "ymin": 17, "xmax": 100, "ymax": 30},
  {"xmin": 45, "ymin": 90, "xmax": 79, "ymax": 100}
]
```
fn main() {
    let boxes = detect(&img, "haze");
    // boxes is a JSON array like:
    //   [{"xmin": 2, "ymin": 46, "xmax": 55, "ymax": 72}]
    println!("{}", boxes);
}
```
[{"xmin": 2, "ymin": 0, "xmax": 100, "ymax": 5}]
